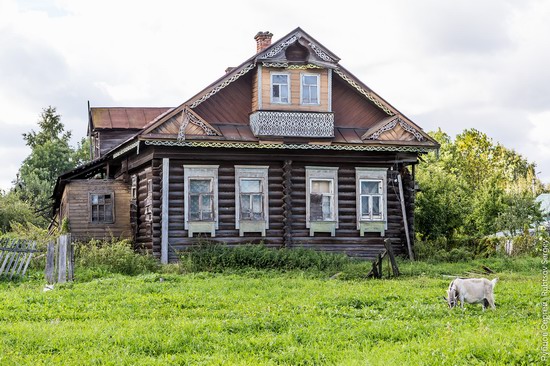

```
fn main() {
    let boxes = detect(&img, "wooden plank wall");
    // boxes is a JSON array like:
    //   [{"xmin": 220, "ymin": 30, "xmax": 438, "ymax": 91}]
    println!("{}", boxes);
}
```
[
  {"xmin": 63, "ymin": 179, "xmax": 132, "ymax": 241},
  {"xmin": 259, "ymin": 67, "xmax": 330, "ymax": 112},
  {"xmin": 97, "ymin": 130, "xmax": 140, "ymax": 157},
  {"xmin": 151, "ymin": 154, "xmax": 412, "ymax": 261}
]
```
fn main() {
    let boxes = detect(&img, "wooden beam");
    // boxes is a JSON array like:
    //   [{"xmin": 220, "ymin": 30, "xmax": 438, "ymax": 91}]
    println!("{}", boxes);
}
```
[
  {"xmin": 161, "ymin": 158, "xmax": 170, "ymax": 264},
  {"xmin": 398, "ymin": 173, "xmax": 414, "ymax": 260},
  {"xmin": 384, "ymin": 238, "xmax": 400, "ymax": 277}
]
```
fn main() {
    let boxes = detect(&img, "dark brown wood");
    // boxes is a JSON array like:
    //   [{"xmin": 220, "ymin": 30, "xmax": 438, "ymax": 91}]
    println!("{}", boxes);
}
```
[
  {"xmin": 282, "ymin": 160, "xmax": 293, "ymax": 248},
  {"xmin": 384, "ymin": 238, "xmax": 400, "ymax": 277}
]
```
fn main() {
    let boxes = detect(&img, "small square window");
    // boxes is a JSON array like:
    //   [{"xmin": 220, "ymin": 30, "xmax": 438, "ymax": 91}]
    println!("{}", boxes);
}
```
[{"xmin": 90, "ymin": 193, "xmax": 114, "ymax": 223}]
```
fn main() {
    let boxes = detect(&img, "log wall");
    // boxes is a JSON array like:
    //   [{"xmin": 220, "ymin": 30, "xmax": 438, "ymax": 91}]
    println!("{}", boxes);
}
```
[{"xmin": 134, "ymin": 147, "xmax": 417, "ymax": 261}]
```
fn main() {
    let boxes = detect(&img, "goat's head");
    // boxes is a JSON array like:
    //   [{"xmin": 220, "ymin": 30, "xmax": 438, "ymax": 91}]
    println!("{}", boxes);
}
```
[{"xmin": 445, "ymin": 282, "xmax": 458, "ymax": 309}]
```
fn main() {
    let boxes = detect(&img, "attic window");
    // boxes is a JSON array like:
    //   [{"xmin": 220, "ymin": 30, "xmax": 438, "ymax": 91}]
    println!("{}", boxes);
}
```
[
  {"xmin": 271, "ymin": 73, "xmax": 290, "ymax": 104},
  {"xmin": 301, "ymin": 74, "xmax": 320, "ymax": 105}
]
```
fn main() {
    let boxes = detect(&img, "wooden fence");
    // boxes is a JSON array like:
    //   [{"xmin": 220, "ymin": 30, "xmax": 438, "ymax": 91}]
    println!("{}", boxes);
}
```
[
  {"xmin": 0, "ymin": 238, "xmax": 39, "ymax": 279},
  {"xmin": 45, "ymin": 234, "xmax": 74, "ymax": 284}
]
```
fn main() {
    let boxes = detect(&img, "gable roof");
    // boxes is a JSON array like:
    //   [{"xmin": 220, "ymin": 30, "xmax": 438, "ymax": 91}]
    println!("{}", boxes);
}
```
[{"xmin": 89, "ymin": 107, "xmax": 172, "ymax": 130}]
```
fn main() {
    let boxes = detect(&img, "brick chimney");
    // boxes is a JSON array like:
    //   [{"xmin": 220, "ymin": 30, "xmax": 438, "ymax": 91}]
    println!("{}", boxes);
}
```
[{"xmin": 254, "ymin": 31, "xmax": 273, "ymax": 53}]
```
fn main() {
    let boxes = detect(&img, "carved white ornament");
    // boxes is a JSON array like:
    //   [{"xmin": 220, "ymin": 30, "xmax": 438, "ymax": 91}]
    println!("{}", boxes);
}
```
[
  {"xmin": 369, "ymin": 117, "xmax": 424, "ymax": 141},
  {"xmin": 190, "ymin": 63, "xmax": 255, "ymax": 108},
  {"xmin": 250, "ymin": 111, "xmax": 334, "ymax": 138},
  {"xmin": 308, "ymin": 43, "xmax": 334, "ymax": 62},
  {"xmin": 177, "ymin": 108, "xmax": 220, "ymax": 142},
  {"xmin": 145, "ymin": 140, "xmax": 435, "ymax": 153},
  {"xmin": 259, "ymin": 36, "xmax": 297, "ymax": 59}
]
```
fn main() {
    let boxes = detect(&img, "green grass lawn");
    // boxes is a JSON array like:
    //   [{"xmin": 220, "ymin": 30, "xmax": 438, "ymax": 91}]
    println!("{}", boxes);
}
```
[{"xmin": 0, "ymin": 259, "xmax": 543, "ymax": 365}]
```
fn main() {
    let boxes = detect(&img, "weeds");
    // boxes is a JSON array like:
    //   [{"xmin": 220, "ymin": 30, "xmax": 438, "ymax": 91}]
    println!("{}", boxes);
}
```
[
  {"xmin": 178, "ymin": 242, "xmax": 350, "ymax": 273},
  {"xmin": 74, "ymin": 238, "xmax": 159, "ymax": 280}
]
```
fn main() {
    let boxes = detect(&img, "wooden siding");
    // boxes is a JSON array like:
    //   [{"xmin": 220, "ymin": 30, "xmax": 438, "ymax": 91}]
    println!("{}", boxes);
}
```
[
  {"xmin": 191, "ymin": 72, "xmax": 253, "ymax": 125},
  {"xmin": 258, "ymin": 67, "xmax": 330, "ymax": 112},
  {"xmin": 94, "ymin": 129, "xmax": 141, "ymax": 158},
  {"xmin": 136, "ymin": 147, "xmax": 417, "ymax": 261},
  {"xmin": 332, "ymin": 73, "xmax": 389, "ymax": 129},
  {"xmin": 61, "ymin": 179, "xmax": 132, "ymax": 241}
]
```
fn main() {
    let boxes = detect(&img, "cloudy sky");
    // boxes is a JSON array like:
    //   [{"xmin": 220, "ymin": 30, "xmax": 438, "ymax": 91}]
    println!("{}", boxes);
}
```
[{"xmin": 1, "ymin": 0, "xmax": 549, "ymax": 191}]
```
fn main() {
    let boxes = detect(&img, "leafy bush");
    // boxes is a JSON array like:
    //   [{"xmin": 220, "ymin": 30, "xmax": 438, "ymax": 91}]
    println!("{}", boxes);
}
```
[
  {"xmin": 178, "ymin": 242, "xmax": 350, "ymax": 273},
  {"xmin": 510, "ymin": 227, "xmax": 550, "ymax": 256},
  {"xmin": 74, "ymin": 238, "xmax": 159, "ymax": 279},
  {"xmin": 414, "ymin": 232, "xmax": 503, "ymax": 262}
]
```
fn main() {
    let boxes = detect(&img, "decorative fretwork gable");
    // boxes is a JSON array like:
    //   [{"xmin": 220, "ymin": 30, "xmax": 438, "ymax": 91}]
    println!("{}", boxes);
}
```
[
  {"xmin": 256, "ymin": 28, "xmax": 340, "ymax": 69},
  {"xmin": 143, "ymin": 106, "xmax": 221, "ymax": 140},
  {"xmin": 361, "ymin": 116, "xmax": 426, "ymax": 142},
  {"xmin": 177, "ymin": 107, "xmax": 221, "ymax": 141}
]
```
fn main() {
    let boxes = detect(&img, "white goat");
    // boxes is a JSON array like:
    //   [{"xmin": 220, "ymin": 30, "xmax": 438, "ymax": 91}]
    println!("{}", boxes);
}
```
[{"xmin": 445, "ymin": 277, "xmax": 498, "ymax": 310}]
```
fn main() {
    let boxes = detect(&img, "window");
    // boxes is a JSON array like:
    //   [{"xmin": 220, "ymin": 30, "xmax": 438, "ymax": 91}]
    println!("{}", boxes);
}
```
[
  {"xmin": 355, "ymin": 167, "xmax": 388, "ymax": 236},
  {"xmin": 131, "ymin": 175, "xmax": 137, "ymax": 200},
  {"xmin": 271, "ymin": 73, "xmax": 289, "ymax": 104},
  {"xmin": 90, "ymin": 193, "xmax": 114, "ymax": 223},
  {"xmin": 240, "ymin": 179, "xmax": 263, "ymax": 220},
  {"xmin": 306, "ymin": 167, "xmax": 338, "ymax": 236},
  {"xmin": 184, "ymin": 165, "xmax": 219, "ymax": 237},
  {"xmin": 235, "ymin": 166, "xmax": 269, "ymax": 236},
  {"xmin": 301, "ymin": 74, "xmax": 319, "ymax": 105},
  {"xmin": 145, "ymin": 179, "xmax": 153, "ymax": 223},
  {"xmin": 310, "ymin": 179, "xmax": 334, "ymax": 221},
  {"xmin": 359, "ymin": 180, "xmax": 383, "ymax": 220},
  {"xmin": 189, "ymin": 179, "xmax": 213, "ymax": 221}
]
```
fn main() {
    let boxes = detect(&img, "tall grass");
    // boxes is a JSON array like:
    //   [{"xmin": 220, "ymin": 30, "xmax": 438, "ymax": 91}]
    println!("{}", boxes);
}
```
[
  {"xmin": 178, "ymin": 242, "xmax": 350, "ymax": 273},
  {"xmin": 0, "ymin": 265, "xmax": 541, "ymax": 365},
  {"xmin": 74, "ymin": 239, "xmax": 159, "ymax": 280}
]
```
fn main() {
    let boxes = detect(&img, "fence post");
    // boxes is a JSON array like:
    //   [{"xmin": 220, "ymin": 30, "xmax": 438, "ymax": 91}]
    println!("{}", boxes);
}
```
[
  {"xmin": 45, "ymin": 241, "xmax": 55, "ymax": 284},
  {"xmin": 66, "ymin": 234, "xmax": 74, "ymax": 281},
  {"xmin": 57, "ymin": 235, "xmax": 67, "ymax": 284}
]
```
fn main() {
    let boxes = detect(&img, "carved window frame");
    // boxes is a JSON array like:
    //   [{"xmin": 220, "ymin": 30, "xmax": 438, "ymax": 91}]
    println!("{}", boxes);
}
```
[
  {"xmin": 234, "ymin": 166, "xmax": 269, "ymax": 236},
  {"xmin": 270, "ymin": 72, "xmax": 290, "ymax": 104},
  {"xmin": 305, "ymin": 166, "xmax": 339, "ymax": 236},
  {"xmin": 300, "ymin": 73, "xmax": 320, "ymax": 105},
  {"xmin": 183, "ymin": 165, "xmax": 219, "ymax": 236},
  {"xmin": 355, "ymin": 167, "xmax": 388, "ymax": 236}
]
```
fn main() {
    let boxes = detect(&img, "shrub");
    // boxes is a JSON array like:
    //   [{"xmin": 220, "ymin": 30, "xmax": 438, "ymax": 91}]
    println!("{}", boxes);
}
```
[
  {"xmin": 74, "ymin": 238, "xmax": 159, "ymax": 278},
  {"xmin": 178, "ymin": 242, "xmax": 350, "ymax": 273}
]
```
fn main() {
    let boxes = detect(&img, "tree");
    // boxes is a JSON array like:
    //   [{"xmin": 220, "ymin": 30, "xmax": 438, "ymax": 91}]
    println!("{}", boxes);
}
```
[
  {"xmin": 0, "ymin": 190, "xmax": 44, "ymax": 233},
  {"xmin": 415, "ymin": 127, "xmax": 543, "ymax": 241},
  {"xmin": 17, "ymin": 106, "xmax": 90, "ymax": 220}
]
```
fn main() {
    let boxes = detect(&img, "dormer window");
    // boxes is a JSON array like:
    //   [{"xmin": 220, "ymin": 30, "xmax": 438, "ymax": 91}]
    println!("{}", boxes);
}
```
[
  {"xmin": 271, "ymin": 73, "xmax": 290, "ymax": 104},
  {"xmin": 301, "ymin": 74, "xmax": 320, "ymax": 105}
]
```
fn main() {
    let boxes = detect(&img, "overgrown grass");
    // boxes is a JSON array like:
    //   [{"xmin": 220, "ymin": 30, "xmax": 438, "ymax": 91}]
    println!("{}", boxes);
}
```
[
  {"xmin": 0, "ymin": 260, "xmax": 542, "ymax": 365},
  {"xmin": 73, "ymin": 239, "xmax": 159, "ymax": 281},
  {"xmin": 178, "ymin": 242, "xmax": 350, "ymax": 273},
  {"xmin": 0, "ymin": 240, "xmax": 544, "ymax": 364}
]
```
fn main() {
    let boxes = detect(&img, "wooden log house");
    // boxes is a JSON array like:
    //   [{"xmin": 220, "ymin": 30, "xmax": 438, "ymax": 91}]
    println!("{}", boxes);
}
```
[{"xmin": 52, "ymin": 28, "xmax": 439, "ymax": 262}]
